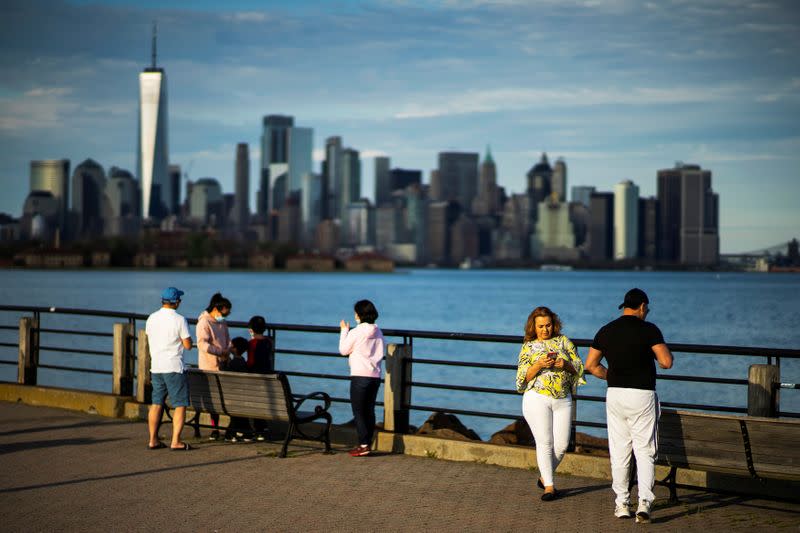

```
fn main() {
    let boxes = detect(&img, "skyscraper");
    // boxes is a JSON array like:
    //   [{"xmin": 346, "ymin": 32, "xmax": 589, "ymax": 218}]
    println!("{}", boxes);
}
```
[
  {"xmin": 680, "ymin": 166, "xmax": 718, "ymax": 264},
  {"xmin": 138, "ymin": 23, "xmax": 170, "ymax": 220},
  {"xmin": 340, "ymin": 148, "xmax": 361, "ymax": 219},
  {"xmin": 571, "ymin": 185, "xmax": 596, "ymax": 208},
  {"xmin": 614, "ymin": 180, "xmax": 640, "ymax": 259},
  {"xmin": 374, "ymin": 156, "xmax": 391, "ymax": 207},
  {"xmin": 323, "ymin": 136, "xmax": 343, "ymax": 219},
  {"xmin": 301, "ymin": 172, "xmax": 321, "ymax": 245},
  {"xmin": 436, "ymin": 152, "xmax": 479, "ymax": 214},
  {"xmin": 657, "ymin": 166, "xmax": 682, "ymax": 262},
  {"xmin": 168, "ymin": 164, "xmax": 181, "ymax": 216},
  {"xmin": 638, "ymin": 197, "xmax": 660, "ymax": 261},
  {"xmin": 260, "ymin": 115, "xmax": 312, "ymax": 199},
  {"xmin": 233, "ymin": 143, "xmax": 250, "ymax": 230},
  {"xmin": 30, "ymin": 159, "xmax": 70, "ymax": 234},
  {"xmin": 71, "ymin": 158, "xmax": 106, "ymax": 238},
  {"xmin": 473, "ymin": 146, "xmax": 497, "ymax": 216},
  {"xmin": 526, "ymin": 153, "xmax": 552, "ymax": 224},
  {"xmin": 589, "ymin": 192, "xmax": 613, "ymax": 262},
  {"xmin": 552, "ymin": 158, "xmax": 567, "ymax": 202}
]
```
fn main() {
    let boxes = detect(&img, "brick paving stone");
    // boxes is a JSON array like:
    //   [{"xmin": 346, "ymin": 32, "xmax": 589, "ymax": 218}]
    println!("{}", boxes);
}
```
[{"xmin": 0, "ymin": 402, "xmax": 798, "ymax": 532}]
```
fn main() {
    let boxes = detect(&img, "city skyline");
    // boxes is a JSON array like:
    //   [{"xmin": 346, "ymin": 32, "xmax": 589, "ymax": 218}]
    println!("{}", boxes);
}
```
[{"xmin": 1, "ymin": 0, "xmax": 798, "ymax": 253}]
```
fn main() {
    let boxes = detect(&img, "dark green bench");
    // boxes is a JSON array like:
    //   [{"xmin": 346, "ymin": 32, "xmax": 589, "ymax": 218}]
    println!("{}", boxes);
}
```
[
  {"xmin": 657, "ymin": 409, "xmax": 800, "ymax": 500},
  {"xmin": 184, "ymin": 368, "xmax": 332, "ymax": 457}
]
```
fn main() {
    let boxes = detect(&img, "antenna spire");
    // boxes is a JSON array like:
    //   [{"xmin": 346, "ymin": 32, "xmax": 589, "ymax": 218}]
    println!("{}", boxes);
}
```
[{"xmin": 151, "ymin": 21, "xmax": 157, "ymax": 69}]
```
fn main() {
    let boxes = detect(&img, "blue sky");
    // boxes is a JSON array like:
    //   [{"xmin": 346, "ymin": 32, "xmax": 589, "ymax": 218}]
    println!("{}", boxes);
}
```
[{"xmin": 1, "ymin": 0, "xmax": 798, "ymax": 253}]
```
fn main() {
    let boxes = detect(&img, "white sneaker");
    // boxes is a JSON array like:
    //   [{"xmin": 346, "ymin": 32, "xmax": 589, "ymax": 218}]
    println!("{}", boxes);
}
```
[
  {"xmin": 636, "ymin": 500, "xmax": 652, "ymax": 523},
  {"xmin": 614, "ymin": 501, "xmax": 632, "ymax": 519}
]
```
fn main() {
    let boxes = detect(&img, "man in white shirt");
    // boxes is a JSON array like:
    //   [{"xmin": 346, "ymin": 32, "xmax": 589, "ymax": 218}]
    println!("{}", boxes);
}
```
[{"xmin": 145, "ymin": 287, "xmax": 193, "ymax": 450}]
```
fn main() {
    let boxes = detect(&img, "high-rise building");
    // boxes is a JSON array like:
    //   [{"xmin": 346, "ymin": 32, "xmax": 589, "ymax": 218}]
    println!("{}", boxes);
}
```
[
  {"xmin": 680, "ymin": 166, "xmax": 718, "ymax": 265},
  {"xmin": 339, "ymin": 149, "xmax": 361, "ymax": 219},
  {"xmin": 638, "ymin": 197, "xmax": 660, "ymax": 261},
  {"xmin": 389, "ymin": 168, "xmax": 422, "ymax": 193},
  {"xmin": 437, "ymin": 152, "xmax": 479, "ymax": 213},
  {"xmin": 269, "ymin": 163, "xmax": 289, "ymax": 212},
  {"xmin": 657, "ymin": 165, "xmax": 682, "ymax": 262},
  {"xmin": 426, "ymin": 200, "xmax": 461, "ymax": 265},
  {"xmin": 71, "ymin": 158, "xmax": 106, "ymax": 238},
  {"xmin": 589, "ymin": 192, "xmax": 614, "ymax": 262},
  {"xmin": 323, "ymin": 136, "xmax": 342, "ymax": 219},
  {"xmin": 138, "ymin": 24, "xmax": 170, "ymax": 220},
  {"xmin": 277, "ymin": 192, "xmax": 301, "ymax": 244},
  {"xmin": 30, "ymin": 159, "xmax": 70, "ymax": 234},
  {"xmin": 450, "ymin": 214, "xmax": 480, "ymax": 264},
  {"xmin": 473, "ymin": 146, "xmax": 498, "ymax": 216},
  {"xmin": 104, "ymin": 167, "xmax": 140, "ymax": 236},
  {"xmin": 526, "ymin": 153, "xmax": 552, "ymax": 224},
  {"xmin": 345, "ymin": 199, "xmax": 374, "ymax": 247},
  {"xmin": 233, "ymin": 143, "xmax": 250, "ymax": 230},
  {"xmin": 552, "ymin": 158, "xmax": 567, "ymax": 202},
  {"xmin": 614, "ymin": 180, "xmax": 639, "ymax": 259},
  {"xmin": 374, "ymin": 156, "xmax": 391, "ymax": 207},
  {"xmin": 189, "ymin": 178, "xmax": 224, "ymax": 225},
  {"xmin": 301, "ymin": 172, "xmax": 321, "ymax": 246},
  {"xmin": 571, "ymin": 185, "xmax": 595, "ymax": 208},
  {"xmin": 168, "ymin": 164, "xmax": 181, "ymax": 216},
  {"xmin": 531, "ymin": 196, "xmax": 576, "ymax": 260},
  {"xmin": 259, "ymin": 115, "xmax": 312, "ymax": 198}
]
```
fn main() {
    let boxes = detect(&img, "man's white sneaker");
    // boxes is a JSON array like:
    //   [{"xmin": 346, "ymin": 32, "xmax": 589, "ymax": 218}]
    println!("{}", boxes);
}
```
[
  {"xmin": 614, "ymin": 502, "xmax": 632, "ymax": 519},
  {"xmin": 636, "ymin": 500, "xmax": 652, "ymax": 523}
]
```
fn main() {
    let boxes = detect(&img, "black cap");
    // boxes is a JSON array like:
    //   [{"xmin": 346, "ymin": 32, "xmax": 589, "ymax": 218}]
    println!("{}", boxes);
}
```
[{"xmin": 619, "ymin": 288, "xmax": 649, "ymax": 309}]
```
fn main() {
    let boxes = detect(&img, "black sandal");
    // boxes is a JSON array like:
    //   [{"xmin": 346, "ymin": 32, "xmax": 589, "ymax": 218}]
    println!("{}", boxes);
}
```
[{"xmin": 170, "ymin": 442, "xmax": 192, "ymax": 451}]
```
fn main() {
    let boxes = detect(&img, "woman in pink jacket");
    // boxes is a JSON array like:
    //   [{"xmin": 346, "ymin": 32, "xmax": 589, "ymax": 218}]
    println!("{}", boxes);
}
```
[
  {"xmin": 197, "ymin": 292, "xmax": 232, "ymax": 440},
  {"xmin": 339, "ymin": 299, "xmax": 385, "ymax": 457}
]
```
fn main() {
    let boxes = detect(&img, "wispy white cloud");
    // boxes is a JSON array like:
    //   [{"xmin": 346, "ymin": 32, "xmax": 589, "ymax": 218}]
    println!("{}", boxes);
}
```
[
  {"xmin": 24, "ymin": 87, "xmax": 72, "ymax": 97},
  {"xmin": 223, "ymin": 11, "xmax": 271, "ymax": 23}
]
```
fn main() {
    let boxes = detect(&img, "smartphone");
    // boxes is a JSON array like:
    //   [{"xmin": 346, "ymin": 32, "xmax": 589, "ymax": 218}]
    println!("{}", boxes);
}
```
[{"xmin": 547, "ymin": 352, "xmax": 557, "ymax": 360}]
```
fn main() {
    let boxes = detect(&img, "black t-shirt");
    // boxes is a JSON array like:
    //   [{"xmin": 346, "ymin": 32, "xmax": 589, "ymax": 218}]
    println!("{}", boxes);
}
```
[{"xmin": 591, "ymin": 315, "xmax": 665, "ymax": 390}]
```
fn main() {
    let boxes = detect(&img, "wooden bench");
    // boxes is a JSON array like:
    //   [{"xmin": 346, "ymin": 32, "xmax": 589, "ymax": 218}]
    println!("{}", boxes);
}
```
[
  {"xmin": 656, "ymin": 409, "xmax": 800, "ymax": 501},
  {"xmin": 184, "ymin": 368, "xmax": 333, "ymax": 458}
]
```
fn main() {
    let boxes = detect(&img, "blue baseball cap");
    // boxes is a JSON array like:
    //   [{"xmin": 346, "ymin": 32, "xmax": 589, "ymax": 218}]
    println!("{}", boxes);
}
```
[{"xmin": 161, "ymin": 287, "xmax": 184, "ymax": 303}]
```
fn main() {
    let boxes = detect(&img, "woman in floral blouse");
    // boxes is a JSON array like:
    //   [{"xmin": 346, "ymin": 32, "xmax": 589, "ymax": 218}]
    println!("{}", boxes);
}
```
[{"xmin": 516, "ymin": 306, "xmax": 585, "ymax": 501}]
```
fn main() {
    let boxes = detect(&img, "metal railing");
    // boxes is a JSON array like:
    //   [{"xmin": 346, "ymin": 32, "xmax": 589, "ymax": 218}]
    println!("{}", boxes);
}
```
[{"xmin": 0, "ymin": 305, "xmax": 798, "ymax": 437}]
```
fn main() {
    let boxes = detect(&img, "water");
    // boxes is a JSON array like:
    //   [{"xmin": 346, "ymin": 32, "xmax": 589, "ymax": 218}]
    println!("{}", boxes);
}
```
[{"xmin": 1, "ymin": 268, "xmax": 799, "ymax": 439}]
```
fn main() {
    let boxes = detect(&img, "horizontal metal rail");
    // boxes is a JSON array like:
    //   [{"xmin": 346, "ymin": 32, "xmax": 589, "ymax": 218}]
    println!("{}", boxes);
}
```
[
  {"xmin": 0, "ymin": 342, "xmax": 19, "ymax": 349},
  {"xmin": 38, "ymin": 364, "xmax": 112, "ymax": 376},
  {"xmin": 276, "ymin": 349, "xmax": 342, "ymax": 359},
  {"xmin": 410, "ymin": 381, "xmax": 518, "ymax": 396},
  {"xmin": 39, "ymin": 346, "xmax": 113, "ymax": 357},
  {"xmin": 0, "ymin": 325, "xmax": 18, "ymax": 331},
  {"xmin": 37, "ymin": 328, "xmax": 114, "ymax": 338},
  {"xmin": 0, "ymin": 360, "xmax": 17, "ymax": 366}
]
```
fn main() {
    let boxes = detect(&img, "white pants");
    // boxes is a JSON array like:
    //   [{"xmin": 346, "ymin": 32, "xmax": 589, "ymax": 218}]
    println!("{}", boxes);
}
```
[
  {"xmin": 522, "ymin": 390, "xmax": 573, "ymax": 487},
  {"xmin": 606, "ymin": 388, "xmax": 659, "ymax": 506}
]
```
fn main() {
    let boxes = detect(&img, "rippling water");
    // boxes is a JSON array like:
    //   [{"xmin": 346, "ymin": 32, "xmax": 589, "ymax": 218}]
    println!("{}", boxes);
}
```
[{"xmin": 1, "ymin": 268, "xmax": 798, "ymax": 439}]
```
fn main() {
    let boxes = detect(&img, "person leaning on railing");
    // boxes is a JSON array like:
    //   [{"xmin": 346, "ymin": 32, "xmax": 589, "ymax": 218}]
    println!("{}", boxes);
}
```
[{"xmin": 515, "ymin": 306, "xmax": 585, "ymax": 502}]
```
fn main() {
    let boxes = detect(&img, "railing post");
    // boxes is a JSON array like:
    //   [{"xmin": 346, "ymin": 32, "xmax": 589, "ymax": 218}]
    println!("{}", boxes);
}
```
[
  {"xmin": 748, "ymin": 364, "xmax": 779, "ymax": 417},
  {"xmin": 136, "ymin": 329, "xmax": 151, "ymax": 403},
  {"xmin": 18, "ymin": 317, "xmax": 36, "ymax": 385},
  {"xmin": 112, "ymin": 323, "xmax": 134, "ymax": 396},
  {"xmin": 383, "ymin": 343, "xmax": 412, "ymax": 433}
]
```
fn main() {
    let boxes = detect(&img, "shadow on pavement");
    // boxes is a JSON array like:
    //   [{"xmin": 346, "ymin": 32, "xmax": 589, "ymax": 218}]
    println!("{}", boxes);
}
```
[{"xmin": 0, "ymin": 436, "xmax": 126, "ymax": 456}]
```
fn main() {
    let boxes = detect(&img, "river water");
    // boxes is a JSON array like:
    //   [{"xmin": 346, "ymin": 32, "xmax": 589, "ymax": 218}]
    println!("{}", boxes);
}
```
[{"xmin": 1, "ymin": 268, "xmax": 798, "ymax": 439}]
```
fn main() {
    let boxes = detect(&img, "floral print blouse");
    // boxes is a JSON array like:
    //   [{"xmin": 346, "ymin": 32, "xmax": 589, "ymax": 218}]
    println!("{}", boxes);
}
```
[{"xmin": 515, "ymin": 335, "xmax": 586, "ymax": 398}]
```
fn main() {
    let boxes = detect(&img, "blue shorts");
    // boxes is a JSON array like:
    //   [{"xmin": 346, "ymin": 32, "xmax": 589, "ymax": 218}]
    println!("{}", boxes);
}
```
[{"xmin": 151, "ymin": 372, "xmax": 189, "ymax": 407}]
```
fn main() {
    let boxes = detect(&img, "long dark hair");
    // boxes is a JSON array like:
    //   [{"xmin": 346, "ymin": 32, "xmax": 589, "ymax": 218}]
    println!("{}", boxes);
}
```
[{"xmin": 205, "ymin": 292, "xmax": 232, "ymax": 313}]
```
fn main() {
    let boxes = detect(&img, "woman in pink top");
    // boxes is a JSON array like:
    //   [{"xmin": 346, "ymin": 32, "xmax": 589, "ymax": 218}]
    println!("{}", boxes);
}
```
[
  {"xmin": 196, "ymin": 292, "xmax": 232, "ymax": 440},
  {"xmin": 339, "ymin": 299, "xmax": 385, "ymax": 457}
]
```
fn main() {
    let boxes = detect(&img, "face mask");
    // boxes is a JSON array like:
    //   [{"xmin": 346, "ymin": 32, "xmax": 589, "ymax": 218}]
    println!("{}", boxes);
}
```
[{"xmin": 215, "ymin": 316, "xmax": 226, "ymax": 323}]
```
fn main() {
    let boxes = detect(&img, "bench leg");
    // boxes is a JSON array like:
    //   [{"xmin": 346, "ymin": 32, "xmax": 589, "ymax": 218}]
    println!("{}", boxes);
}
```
[
  {"xmin": 322, "ymin": 413, "xmax": 332, "ymax": 454},
  {"xmin": 192, "ymin": 411, "xmax": 201, "ymax": 439},
  {"xmin": 658, "ymin": 466, "xmax": 679, "ymax": 504},
  {"xmin": 280, "ymin": 422, "xmax": 294, "ymax": 458}
]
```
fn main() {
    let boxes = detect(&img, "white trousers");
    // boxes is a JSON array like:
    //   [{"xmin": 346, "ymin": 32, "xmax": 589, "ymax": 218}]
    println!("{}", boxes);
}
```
[
  {"xmin": 522, "ymin": 390, "xmax": 573, "ymax": 486},
  {"xmin": 606, "ymin": 388, "xmax": 659, "ymax": 505}
]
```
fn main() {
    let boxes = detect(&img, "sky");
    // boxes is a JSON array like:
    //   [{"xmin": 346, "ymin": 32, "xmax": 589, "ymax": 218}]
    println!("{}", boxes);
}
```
[{"xmin": 0, "ymin": 0, "xmax": 798, "ymax": 253}]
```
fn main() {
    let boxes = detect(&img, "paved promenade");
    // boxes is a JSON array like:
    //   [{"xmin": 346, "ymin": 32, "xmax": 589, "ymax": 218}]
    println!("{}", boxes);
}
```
[{"xmin": 0, "ymin": 402, "xmax": 798, "ymax": 532}]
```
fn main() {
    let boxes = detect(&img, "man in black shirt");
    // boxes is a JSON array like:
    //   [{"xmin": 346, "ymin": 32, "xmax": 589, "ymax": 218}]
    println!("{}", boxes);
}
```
[{"xmin": 585, "ymin": 288, "xmax": 673, "ymax": 524}]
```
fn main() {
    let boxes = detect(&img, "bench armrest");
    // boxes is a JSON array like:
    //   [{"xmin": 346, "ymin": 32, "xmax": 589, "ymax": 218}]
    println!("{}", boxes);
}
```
[{"xmin": 294, "ymin": 391, "xmax": 331, "ymax": 414}]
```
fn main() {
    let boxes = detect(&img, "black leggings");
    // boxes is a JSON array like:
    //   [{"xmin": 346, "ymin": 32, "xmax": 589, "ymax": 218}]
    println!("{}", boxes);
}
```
[{"xmin": 350, "ymin": 376, "xmax": 381, "ymax": 446}]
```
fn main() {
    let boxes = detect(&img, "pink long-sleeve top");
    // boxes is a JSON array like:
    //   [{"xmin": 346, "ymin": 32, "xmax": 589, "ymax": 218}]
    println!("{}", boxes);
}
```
[
  {"xmin": 196, "ymin": 310, "xmax": 231, "ymax": 371},
  {"xmin": 339, "ymin": 322, "xmax": 385, "ymax": 378}
]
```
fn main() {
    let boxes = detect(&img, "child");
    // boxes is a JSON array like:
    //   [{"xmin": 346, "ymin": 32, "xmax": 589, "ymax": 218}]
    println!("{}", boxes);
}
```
[
  {"xmin": 224, "ymin": 337, "xmax": 252, "ymax": 442},
  {"xmin": 245, "ymin": 315, "xmax": 274, "ymax": 442},
  {"xmin": 338, "ymin": 300, "xmax": 385, "ymax": 457},
  {"xmin": 246, "ymin": 315, "xmax": 274, "ymax": 374}
]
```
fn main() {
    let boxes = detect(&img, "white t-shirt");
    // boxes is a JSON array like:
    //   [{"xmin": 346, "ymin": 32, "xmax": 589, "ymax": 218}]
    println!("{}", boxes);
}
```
[{"xmin": 145, "ymin": 307, "xmax": 191, "ymax": 374}]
